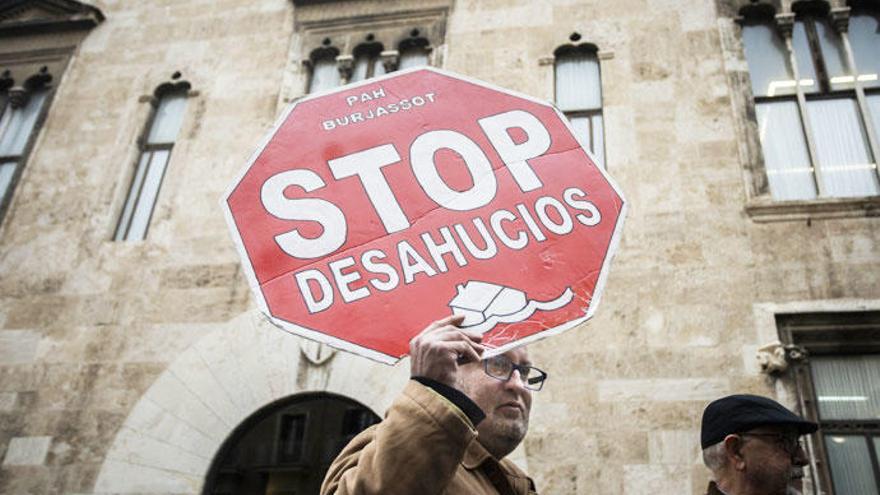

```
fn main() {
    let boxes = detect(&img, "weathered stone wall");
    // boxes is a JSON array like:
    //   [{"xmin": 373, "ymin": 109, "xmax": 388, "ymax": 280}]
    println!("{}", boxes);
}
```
[
  {"xmin": 0, "ymin": 0, "xmax": 877, "ymax": 494},
  {"xmin": 0, "ymin": 0, "xmax": 293, "ymax": 492}
]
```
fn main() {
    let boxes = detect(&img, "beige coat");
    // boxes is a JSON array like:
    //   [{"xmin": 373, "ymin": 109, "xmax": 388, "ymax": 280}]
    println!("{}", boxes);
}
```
[{"xmin": 321, "ymin": 380, "xmax": 538, "ymax": 495}]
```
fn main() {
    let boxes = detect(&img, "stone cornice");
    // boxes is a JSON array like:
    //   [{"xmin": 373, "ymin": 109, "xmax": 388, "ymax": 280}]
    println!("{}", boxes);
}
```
[{"xmin": 0, "ymin": 0, "xmax": 104, "ymax": 37}]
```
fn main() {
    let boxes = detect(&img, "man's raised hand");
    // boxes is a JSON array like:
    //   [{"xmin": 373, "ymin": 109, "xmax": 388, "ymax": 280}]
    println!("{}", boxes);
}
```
[{"xmin": 409, "ymin": 314, "xmax": 485, "ymax": 389}]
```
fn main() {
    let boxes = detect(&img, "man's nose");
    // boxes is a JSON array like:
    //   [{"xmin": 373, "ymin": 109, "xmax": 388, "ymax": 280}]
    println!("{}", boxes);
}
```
[
  {"xmin": 792, "ymin": 444, "xmax": 809, "ymax": 466},
  {"xmin": 505, "ymin": 369, "xmax": 528, "ymax": 391}
]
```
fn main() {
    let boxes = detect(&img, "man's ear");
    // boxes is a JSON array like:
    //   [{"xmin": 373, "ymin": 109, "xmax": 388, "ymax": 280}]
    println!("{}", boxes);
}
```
[{"xmin": 723, "ymin": 434, "xmax": 746, "ymax": 471}]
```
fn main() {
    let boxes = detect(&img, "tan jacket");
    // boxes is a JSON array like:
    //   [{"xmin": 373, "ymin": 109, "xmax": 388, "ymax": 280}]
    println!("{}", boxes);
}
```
[{"xmin": 321, "ymin": 380, "xmax": 537, "ymax": 495}]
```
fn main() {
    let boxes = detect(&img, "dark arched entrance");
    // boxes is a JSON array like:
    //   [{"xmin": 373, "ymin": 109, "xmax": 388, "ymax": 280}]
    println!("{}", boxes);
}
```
[{"xmin": 203, "ymin": 393, "xmax": 380, "ymax": 495}]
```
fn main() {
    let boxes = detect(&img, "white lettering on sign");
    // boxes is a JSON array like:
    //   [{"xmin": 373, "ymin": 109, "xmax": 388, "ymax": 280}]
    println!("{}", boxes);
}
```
[
  {"xmin": 261, "ymin": 170, "xmax": 347, "ymax": 259},
  {"xmin": 328, "ymin": 144, "xmax": 409, "ymax": 234},
  {"xmin": 410, "ymin": 130, "xmax": 497, "ymax": 211},
  {"xmin": 323, "ymin": 92, "xmax": 437, "ymax": 131},
  {"xmin": 295, "ymin": 268, "xmax": 333, "ymax": 312},
  {"xmin": 261, "ymin": 108, "xmax": 606, "ymax": 312},
  {"xmin": 346, "ymin": 87, "xmax": 387, "ymax": 107},
  {"xmin": 293, "ymin": 187, "xmax": 603, "ymax": 314},
  {"xmin": 320, "ymin": 109, "xmax": 549, "ymax": 242},
  {"xmin": 478, "ymin": 110, "xmax": 549, "ymax": 192},
  {"xmin": 564, "ymin": 187, "xmax": 602, "ymax": 226},
  {"xmin": 361, "ymin": 249, "xmax": 399, "ymax": 291}
]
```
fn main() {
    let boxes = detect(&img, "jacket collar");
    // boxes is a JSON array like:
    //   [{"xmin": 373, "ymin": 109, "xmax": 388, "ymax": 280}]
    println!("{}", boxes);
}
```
[{"xmin": 462, "ymin": 438, "xmax": 494, "ymax": 469}]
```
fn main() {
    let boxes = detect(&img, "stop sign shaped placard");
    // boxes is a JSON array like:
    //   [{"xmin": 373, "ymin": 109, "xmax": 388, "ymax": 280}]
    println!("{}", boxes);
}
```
[{"xmin": 223, "ymin": 67, "xmax": 625, "ymax": 364}]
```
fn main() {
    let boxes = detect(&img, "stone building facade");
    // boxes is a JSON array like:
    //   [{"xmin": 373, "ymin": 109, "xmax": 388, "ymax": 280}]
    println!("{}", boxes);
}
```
[{"xmin": 0, "ymin": 0, "xmax": 878, "ymax": 494}]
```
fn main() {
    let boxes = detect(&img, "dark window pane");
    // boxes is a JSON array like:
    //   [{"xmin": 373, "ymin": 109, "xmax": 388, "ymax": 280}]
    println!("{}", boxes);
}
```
[
  {"xmin": 399, "ymin": 46, "xmax": 429, "ymax": 69},
  {"xmin": 277, "ymin": 414, "xmax": 307, "ymax": 463},
  {"xmin": 850, "ymin": 13, "xmax": 880, "ymax": 89},
  {"xmin": 741, "ymin": 23, "xmax": 796, "ymax": 97},
  {"xmin": 807, "ymin": 98, "xmax": 879, "ymax": 197},
  {"xmin": 351, "ymin": 54, "xmax": 385, "ymax": 82},
  {"xmin": 793, "ymin": 21, "xmax": 819, "ymax": 94},
  {"xmin": 310, "ymin": 57, "xmax": 340, "ymax": 93},
  {"xmin": 146, "ymin": 92, "xmax": 187, "ymax": 144},
  {"xmin": 341, "ymin": 408, "xmax": 379, "ymax": 437},
  {"xmin": 568, "ymin": 113, "xmax": 604, "ymax": 169},
  {"xmin": 0, "ymin": 161, "xmax": 15, "ymax": 203},
  {"xmin": 126, "ymin": 149, "xmax": 170, "ymax": 241},
  {"xmin": 816, "ymin": 20, "xmax": 853, "ymax": 91},
  {"xmin": 113, "ymin": 151, "xmax": 151, "ymax": 241},
  {"xmin": 811, "ymin": 354, "xmax": 880, "ymax": 420},
  {"xmin": 555, "ymin": 51, "xmax": 601, "ymax": 111},
  {"xmin": 869, "ymin": 93, "xmax": 880, "ymax": 147},
  {"xmin": 824, "ymin": 435, "xmax": 880, "ymax": 495},
  {"xmin": 351, "ymin": 54, "xmax": 370, "ymax": 82},
  {"xmin": 0, "ymin": 89, "xmax": 47, "ymax": 156},
  {"xmin": 754, "ymin": 100, "xmax": 816, "ymax": 200},
  {"xmin": 874, "ymin": 436, "xmax": 880, "ymax": 472}
]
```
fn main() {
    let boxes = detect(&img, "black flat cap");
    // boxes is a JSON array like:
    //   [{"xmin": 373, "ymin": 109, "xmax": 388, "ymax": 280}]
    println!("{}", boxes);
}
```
[{"xmin": 701, "ymin": 394, "xmax": 818, "ymax": 449}]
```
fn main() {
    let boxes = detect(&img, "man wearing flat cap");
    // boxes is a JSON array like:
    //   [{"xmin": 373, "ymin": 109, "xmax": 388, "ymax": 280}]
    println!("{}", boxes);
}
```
[{"xmin": 700, "ymin": 394, "xmax": 818, "ymax": 495}]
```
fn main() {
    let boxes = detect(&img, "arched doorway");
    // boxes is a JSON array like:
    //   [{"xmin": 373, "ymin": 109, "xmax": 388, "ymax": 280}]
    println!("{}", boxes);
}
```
[{"xmin": 202, "ymin": 393, "xmax": 380, "ymax": 495}]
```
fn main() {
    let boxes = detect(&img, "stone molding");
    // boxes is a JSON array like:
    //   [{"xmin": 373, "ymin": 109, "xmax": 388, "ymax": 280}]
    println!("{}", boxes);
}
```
[
  {"xmin": 744, "ymin": 195, "xmax": 880, "ymax": 222},
  {"xmin": 92, "ymin": 309, "xmax": 409, "ymax": 494},
  {"xmin": 0, "ymin": 0, "xmax": 104, "ymax": 36}
]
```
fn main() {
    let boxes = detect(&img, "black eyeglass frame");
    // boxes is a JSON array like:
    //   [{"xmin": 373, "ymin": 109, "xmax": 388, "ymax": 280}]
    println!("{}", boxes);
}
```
[
  {"xmin": 738, "ymin": 432, "xmax": 804, "ymax": 456},
  {"xmin": 482, "ymin": 355, "xmax": 548, "ymax": 391}
]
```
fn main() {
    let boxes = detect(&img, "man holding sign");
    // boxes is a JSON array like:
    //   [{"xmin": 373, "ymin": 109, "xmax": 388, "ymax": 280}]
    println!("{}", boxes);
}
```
[{"xmin": 321, "ymin": 315, "xmax": 542, "ymax": 495}]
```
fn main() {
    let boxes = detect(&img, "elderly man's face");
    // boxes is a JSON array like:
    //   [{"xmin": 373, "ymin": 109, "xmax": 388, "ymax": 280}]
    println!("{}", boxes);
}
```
[
  {"xmin": 738, "ymin": 427, "xmax": 809, "ymax": 495},
  {"xmin": 458, "ymin": 347, "xmax": 533, "ymax": 459}
]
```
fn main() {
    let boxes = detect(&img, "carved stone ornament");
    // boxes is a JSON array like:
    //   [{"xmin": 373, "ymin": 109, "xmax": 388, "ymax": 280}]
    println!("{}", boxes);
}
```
[
  {"xmin": 380, "ymin": 50, "xmax": 400, "ymax": 73},
  {"xmin": 7, "ymin": 86, "xmax": 29, "ymax": 109},
  {"xmin": 0, "ymin": 0, "xmax": 105, "ymax": 35},
  {"xmin": 784, "ymin": 344, "xmax": 808, "ymax": 363},
  {"xmin": 757, "ymin": 341, "xmax": 789, "ymax": 374},
  {"xmin": 774, "ymin": 12, "xmax": 795, "ymax": 38},
  {"xmin": 829, "ymin": 7, "xmax": 851, "ymax": 34},
  {"xmin": 300, "ymin": 339, "xmax": 336, "ymax": 366},
  {"xmin": 335, "ymin": 54, "xmax": 354, "ymax": 82}
]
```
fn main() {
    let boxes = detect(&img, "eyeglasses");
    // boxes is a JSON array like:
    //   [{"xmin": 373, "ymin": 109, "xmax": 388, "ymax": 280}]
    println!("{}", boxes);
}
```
[
  {"xmin": 483, "ymin": 355, "xmax": 548, "ymax": 391},
  {"xmin": 739, "ymin": 432, "xmax": 803, "ymax": 456}
]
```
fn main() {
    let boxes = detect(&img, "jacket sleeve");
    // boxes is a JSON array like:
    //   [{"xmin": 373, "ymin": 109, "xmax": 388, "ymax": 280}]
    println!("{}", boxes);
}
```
[{"xmin": 320, "ymin": 380, "xmax": 480, "ymax": 495}]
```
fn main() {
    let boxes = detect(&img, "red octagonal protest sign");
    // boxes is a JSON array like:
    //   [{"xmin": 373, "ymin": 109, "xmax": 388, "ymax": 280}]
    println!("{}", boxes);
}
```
[{"xmin": 223, "ymin": 67, "xmax": 625, "ymax": 364}]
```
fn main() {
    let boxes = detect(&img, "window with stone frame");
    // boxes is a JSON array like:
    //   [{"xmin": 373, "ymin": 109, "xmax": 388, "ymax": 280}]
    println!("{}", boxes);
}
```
[
  {"xmin": 778, "ymin": 311, "xmax": 880, "ymax": 495},
  {"xmin": 293, "ymin": 0, "xmax": 449, "ymax": 96},
  {"xmin": 738, "ymin": 1, "xmax": 880, "ymax": 202},
  {"xmin": 554, "ymin": 36, "xmax": 605, "ymax": 169},
  {"xmin": 0, "ymin": 63, "xmax": 53, "ymax": 227},
  {"xmin": 113, "ymin": 77, "xmax": 191, "ymax": 241},
  {"xmin": 305, "ymin": 28, "xmax": 437, "ymax": 95},
  {"xmin": 0, "ymin": 0, "xmax": 103, "ymax": 229}
]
